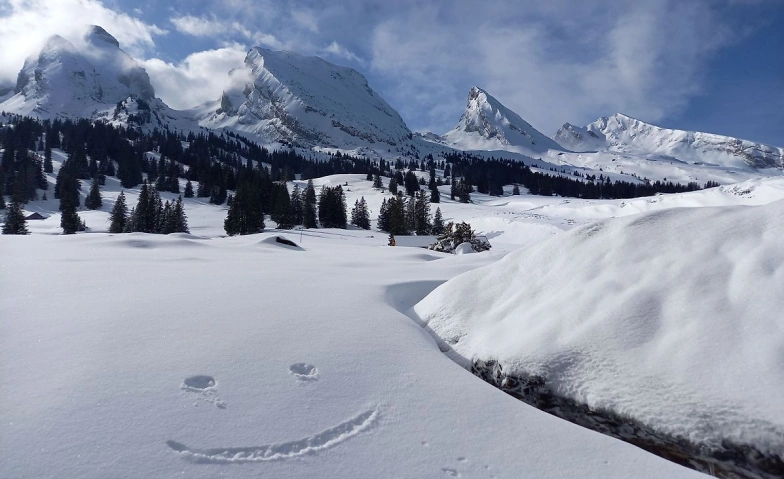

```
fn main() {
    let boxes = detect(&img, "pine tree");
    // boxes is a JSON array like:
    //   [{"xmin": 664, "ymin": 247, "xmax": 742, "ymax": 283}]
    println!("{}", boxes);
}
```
[
  {"xmin": 388, "ymin": 177, "xmax": 398, "ymax": 195},
  {"xmin": 108, "ymin": 191, "xmax": 128, "ymax": 233},
  {"xmin": 430, "ymin": 185, "xmax": 440, "ymax": 203},
  {"xmin": 271, "ymin": 183, "xmax": 293, "ymax": 229},
  {"xmin": 2, "ymin": 198, "xmax": 28, "ymax": 235},
  {"xmin": 224, "ymin": 182, "xmax": 265, "ymax": 235},
  {"xmin": 84, "ymin": 177, "xmax": 102, "ymax": 210},
  {"xmin": 350, "ymin": 196, "xmax": 371, "ymax": 230},
  {"xmin": 172, "ymin": 196, "xmax": 189, "ymax": 233},
  {"xmin": 414, "ymin": 190, "xmax": 432, "ymax": 235},
  {"xmin": 60, "ymin": 203, "xmax": 81, "ymax": 234},
  {"xmin": 184, "ymin": 180, "xmax": 194, "ymax": 198},
  {"xmin": 290, "ymin": 184, "xmax": 303, "ymax": 225},
  {"xmin": 303, "ymin": 179, "xmax": 317, "ymax": 228},
  {"xmin": 432, "ymin": 207, "xmax": 445, "ymax": 235},
  {"xmin": 512, "ymin": 184, "xmax": 520, "ymax": 195},
  {"xmin": 373, "ymin": 174, "xmax": 383, "ymax": 189},
  {"xmin": 0, "ymin": 193, "xmax": 6, "ymax": 210},
  {"xmin": 377, "ymin": 198, "xmax": 389, "ymax": 232}
]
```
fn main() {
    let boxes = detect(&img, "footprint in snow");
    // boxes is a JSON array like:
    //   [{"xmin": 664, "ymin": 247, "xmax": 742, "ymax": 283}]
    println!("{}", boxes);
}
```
[
  {"xmin": 181, "ymin": 375, "xmax": 226, "ymax": 408},
  {"xmin": 289, "ymin": 363, "xmax": 318, "ymax": 381}
]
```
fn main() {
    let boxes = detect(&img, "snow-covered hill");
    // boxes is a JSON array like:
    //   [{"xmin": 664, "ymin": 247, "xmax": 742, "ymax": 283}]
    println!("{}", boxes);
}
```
[
  {"xmin": 413, "ymin": 198, "xmax": 784, "ymax": 460},
  {"xmin": 432, "ymin": 86, "xmax": 563, "ymax": 155},
  {"xmin": 555, "ymin": 113, "xmax": 784, "ymax": 170},
  {"xmin": 195, "ymin": 48, "xmax": 413, "ymax": 150}
]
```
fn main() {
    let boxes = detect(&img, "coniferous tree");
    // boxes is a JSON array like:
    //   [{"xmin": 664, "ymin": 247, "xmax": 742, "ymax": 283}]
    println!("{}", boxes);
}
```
[
  {"xmin": 160, "ymin": 201, "xmax": 174, "ymax": 234},
  {"xmin": 2, "ymin": 197, "xmax": 28, "ymax": 235},
  {"xmin": 84, "ymin": 176, "xmax": 102, "ymax": 210},
  {"xmin": 404, "ymin": 170, "xmax": 420, "ymax": 196},
  {"xmin": 373, "ymin": 174, "xmax": 383, "ymax": 189},
  {"xmin": 350, "ymin": 196, "xmax": 371, "ymax": 230},
  {"xmin": 108, "ymin": 191, "xmax": 128, "ymax": 233},
  {"xmin": 303, "ymin": 179, "xmax": 317, "ymax": 228},
  {"xmin": 224, "ymin": 182, "xmax": 265, "ymax": 235},
  {"xmin": 0, "ymin": 193, "xmax": 6, "ymax": 210},
  {"xmin": 512, "ymin": 184, "xmax": 521, "ymax": 195},
  {"xmin": 290, "ymin": 184, "xmax": 303, "ymax": 225},
  {"xmin": 432, "ymin": 207, "xmax": 445, "ymax": 235},
  {"xmin": 43, "ymin": 143, "xmax": 53, "ymax": 173},
  {"xmin": 413, "ymin": 190, "xmax": 432, "ymax": 235},
  {"xmin": 430, "ymin": 184, "xmax": 440, "ymax": 203},
  {"xmin": 388, "ymin": 177, "xmax": 398, "ymax": 195},
  {"xmin": 377, "ymin": 198, "xmax": 389, "ymax": 232},
  {"xmin": 184, "ymin": 180, "xmax": 194, "ymax": 198},
  {"xmin": 271, "ymin": 183, "xmax": 293, "ymax": 229},
  {"xmin": 172, "ymin": 196, "xmax": 189, "ymax": 233},
  {"xmin": 60, "ymin": 203, "xmax": 82, "ymax": 234}
]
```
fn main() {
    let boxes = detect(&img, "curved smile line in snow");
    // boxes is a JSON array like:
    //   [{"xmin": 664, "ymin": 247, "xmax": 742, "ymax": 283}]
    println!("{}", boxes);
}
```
[{"xmin": 166, "ymin": 408, "xmax": 378, "ymax": 463}]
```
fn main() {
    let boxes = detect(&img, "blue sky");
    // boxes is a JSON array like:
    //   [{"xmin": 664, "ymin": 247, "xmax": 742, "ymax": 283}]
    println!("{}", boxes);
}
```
[{"xmin": 1, "ymin": 0, "xmax": 782, "ymax": 146}]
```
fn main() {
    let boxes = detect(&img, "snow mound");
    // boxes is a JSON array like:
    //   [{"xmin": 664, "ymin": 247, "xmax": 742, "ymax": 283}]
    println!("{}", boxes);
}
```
[
  {"xmin": 413, "ymin": 200, "xmax": 784, "ymax": 453},
  {"xmin": 259, "ymin": 235, "xmax": 303, "ymax": 250}
]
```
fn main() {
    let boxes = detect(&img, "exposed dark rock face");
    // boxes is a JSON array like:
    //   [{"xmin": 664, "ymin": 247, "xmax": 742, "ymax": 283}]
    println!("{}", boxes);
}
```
[{"xmin": 471, "ymin": 359, "xmax": 784, "ymax": 479}]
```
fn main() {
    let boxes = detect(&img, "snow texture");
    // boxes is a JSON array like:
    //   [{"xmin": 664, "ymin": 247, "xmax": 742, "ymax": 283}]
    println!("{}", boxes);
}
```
[{"xmin": 413, "ymin": 198, "xmax": 784, "ymax": 455}]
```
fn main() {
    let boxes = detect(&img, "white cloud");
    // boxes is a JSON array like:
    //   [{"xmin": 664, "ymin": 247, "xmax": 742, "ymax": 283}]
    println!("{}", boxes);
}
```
[
  {"xmin": 170, "ymin": 15, "xmax": 225, "ymax": 37},
  {"xmin": 369, "ymin": 1, "xmax": 734, "ymax": 135},
  {"xmin": 141, "ymin": 46, "xmax": 247, "ymax": 110},
  {"xmin": 322, "ymin": 42, "xmax": 363, "ymax": 64},
  {"xmin": 0, "ymin": 0, "xmax": 165, "ymax": 86}
]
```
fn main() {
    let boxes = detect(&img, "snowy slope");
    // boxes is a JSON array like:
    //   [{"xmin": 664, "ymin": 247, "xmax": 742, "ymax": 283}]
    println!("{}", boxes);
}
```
[
  {"xmin": 195, "ymin": 48, "xmax": 413, "ymax": 150},
  {"xmin": 413, "ymin": 200, "xmax": 784, "ymax": 456},
  {"xmin": 439, "ymin": 86, "xmax": 564, "ymax": 154},
  {"xmin": 0, "ymin": 206, "xmax": 708, "ymax": 478},
  {"xmin": 555, "ymin": 113, "xmax": 784, "ymax": 170}
]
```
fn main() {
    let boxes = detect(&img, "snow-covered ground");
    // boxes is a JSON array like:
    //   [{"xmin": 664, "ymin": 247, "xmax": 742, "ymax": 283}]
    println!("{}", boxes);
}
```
[
  {"xmin": 5, "ymin": 149, "xmax": 784, "ymax": 477},
  {"xmin": 413, "ymin": 198, "xmax": 784, "ymax": 456}
]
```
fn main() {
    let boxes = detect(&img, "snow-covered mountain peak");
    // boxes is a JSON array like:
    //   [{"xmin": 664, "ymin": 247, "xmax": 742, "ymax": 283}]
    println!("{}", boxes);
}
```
[
  {"xmin": 198, "ymin": 47, "xmax": 413, "ymax": 149},
  {"xmin": 557, "ymin": 113, "xmax": 784, "ymax": 170},
  {"xmin": 441, "ymin": 86, "xmax": 564, "ymax": 154},
  {"xmin": 1, "ymin": 25, "xmax": 156, "ymax": 120},
  {"xmin": 85, "ymin": 25, "xmax": 120, "ymax": 48}
]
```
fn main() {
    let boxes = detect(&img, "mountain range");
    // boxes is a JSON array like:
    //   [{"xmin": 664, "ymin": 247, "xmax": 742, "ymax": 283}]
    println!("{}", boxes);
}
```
[{"xmin": 1, "ymin": 25, "xmax": 782, "ymax": 184}]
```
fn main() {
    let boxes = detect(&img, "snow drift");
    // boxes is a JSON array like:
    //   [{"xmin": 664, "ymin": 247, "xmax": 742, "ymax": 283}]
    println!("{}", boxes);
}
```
[{"xmin": 413, "ymin": 199, "xmax": 784, "ymax": 454}]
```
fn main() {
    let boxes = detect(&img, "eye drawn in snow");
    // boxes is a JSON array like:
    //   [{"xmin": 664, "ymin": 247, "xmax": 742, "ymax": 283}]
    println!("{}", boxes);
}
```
[
  {"xmin": 289, "ymin": 363, "xmax": 318, "ymax": 380},
  {"xmin": 166, "ymin": 407, "xmax": 379, "ymax": 463},
  {"xmin": 183, "ymin": 375, "xmax": 215, "ymax": 389},
  {"xmin": 181, "ymin": 375, "xmax": 226, "ymax": 409}
]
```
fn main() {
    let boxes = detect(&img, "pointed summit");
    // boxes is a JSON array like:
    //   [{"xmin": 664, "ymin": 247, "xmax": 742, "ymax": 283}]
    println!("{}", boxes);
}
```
[
  {"xmin": 0, "ymin": 26, "xmax": 157, "ymax": 120},
  {"xmin": 442, "ymin": 87, "xmax": 563, "ymax": 154},
  {"xmin": 86, "ymin": 25, "xmax": 120, "ymax": 47}
]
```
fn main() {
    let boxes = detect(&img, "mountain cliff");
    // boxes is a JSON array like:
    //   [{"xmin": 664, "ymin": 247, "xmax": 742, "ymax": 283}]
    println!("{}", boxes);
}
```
[{"xmin": 196, "ymin": 48, "xmax": 413, "ymax": 149}]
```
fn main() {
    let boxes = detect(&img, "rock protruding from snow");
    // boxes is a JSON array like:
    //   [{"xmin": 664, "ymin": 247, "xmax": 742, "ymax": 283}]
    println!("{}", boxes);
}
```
[
  {"xmin": 557, "ymin": 113, "xmax": 784, "ymax": 170},
  {"xmin": 197, "ymin": 48, "xmax": 413, "ymax": 149},
  {"xmin": 2, "ymin": 25, "xmax": 155, "ymax": 120},
  {"xmin": 440, "ymin": 87, "xmax": 564, "ymax": 154}
]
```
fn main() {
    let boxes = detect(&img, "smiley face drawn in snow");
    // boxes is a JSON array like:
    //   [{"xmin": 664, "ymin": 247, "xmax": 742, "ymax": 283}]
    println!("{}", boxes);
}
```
[{"xmin": 167, "ymin": 365, "xmax": 379, "ymax": 463}]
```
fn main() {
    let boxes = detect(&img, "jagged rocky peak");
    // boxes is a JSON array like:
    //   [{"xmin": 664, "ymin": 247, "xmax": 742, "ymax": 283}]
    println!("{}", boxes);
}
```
[
  {"xmin": 1, "ymin": 25, "xmax": 156, "ymax": 119},
  {"xmin": 199, "ymin": 47, "xmax": 413, "ymax": 149},
  {"xmin": 554, "ymin": 122, "xmax": 606, "ymax": 151},
  {"xmin": 441, "ymin": 86, "xmax": 564, "ymax": 154},
  {"xmin": 86, "ymin": 25, "xmax": 120, "ymax": 47}
]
